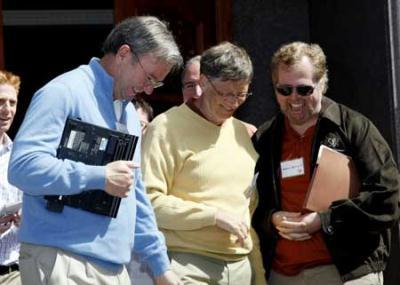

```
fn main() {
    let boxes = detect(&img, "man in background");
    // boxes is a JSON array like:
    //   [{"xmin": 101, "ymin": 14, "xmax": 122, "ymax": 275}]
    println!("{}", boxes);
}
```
[
  {"xmin": 182, "ymin": 55, "xmax": 202, "ymax": 102},
  {"xmin": 0, "ymin": 70, "xmax": 22, "ymax": 285},
  {"xmin": 135, "ymin": 98, "xmax": 154, "ymax": 135}
]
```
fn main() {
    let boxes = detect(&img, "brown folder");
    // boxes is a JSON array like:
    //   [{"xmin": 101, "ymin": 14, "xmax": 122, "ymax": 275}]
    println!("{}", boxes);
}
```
[{"xmin": 303, "ymin": 145, "xmax": 360, "ymax": 212}]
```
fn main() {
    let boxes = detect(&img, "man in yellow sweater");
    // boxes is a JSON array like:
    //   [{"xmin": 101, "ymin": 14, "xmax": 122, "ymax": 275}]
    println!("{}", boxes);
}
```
[{"xmin": 142, "ymin": 42, "xmax": 266, "ymax": 285}]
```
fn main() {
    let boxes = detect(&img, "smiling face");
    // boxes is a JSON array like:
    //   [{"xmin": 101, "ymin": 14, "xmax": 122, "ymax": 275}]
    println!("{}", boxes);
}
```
[
  {"xmin": 0, "ymin": 83, "xmax": 17, "ymax": 138},
  {"xmin": 195, "ymin": 75, "xmax": 249, "ymax": 125},
  {"xmin": 113, "ymin": 45, "xmax": 172, "ymax": 101},
  {"xmin": 275, "ymin": 56, "xmax": 322, "ymax": 130}
]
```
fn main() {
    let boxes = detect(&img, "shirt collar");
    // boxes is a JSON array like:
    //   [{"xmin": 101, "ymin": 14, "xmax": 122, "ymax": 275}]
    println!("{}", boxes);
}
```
[
  {"xmin": 88, "ymin": 57, "xmax": 114, "ymax": 100},
  {"xmin": 0, "ymin": 133, "xmax": 12, "ymax": 153}
]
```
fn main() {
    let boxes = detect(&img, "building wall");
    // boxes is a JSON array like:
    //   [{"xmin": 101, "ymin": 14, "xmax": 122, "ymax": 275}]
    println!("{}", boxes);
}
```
[
  {"xmin": 233, "ymin": 0, "xmax": 399, "ymax": 157},
  {"xmin": 232, "ymin": 0, "xmax": 309, "ymax": 127},
  {"xmin": 309, "ymin": 0, "xmax": 398, "ymax": 156}
]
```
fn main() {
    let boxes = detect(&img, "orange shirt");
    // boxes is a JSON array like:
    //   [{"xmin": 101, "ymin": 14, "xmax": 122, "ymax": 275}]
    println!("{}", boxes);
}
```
[{"xmin": 272, "ymin": 119, "xmax": 332, "ymax": 276}]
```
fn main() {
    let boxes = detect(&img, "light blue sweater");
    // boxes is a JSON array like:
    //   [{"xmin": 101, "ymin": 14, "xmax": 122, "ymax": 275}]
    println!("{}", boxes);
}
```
[{"xmin": 8, "ymin": 58, "xmax": 169, "ymax": 276}]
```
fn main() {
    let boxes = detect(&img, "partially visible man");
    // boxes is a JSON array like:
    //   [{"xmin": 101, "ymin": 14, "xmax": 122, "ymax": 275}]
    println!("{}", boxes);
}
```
[
  {"xmin": 0, "ymin": 70, "xmax": 22, "ymax": 285},
  {"xmin": 135, "ymin": 98, "xmax": 154, "ymax": 135},
  {"xmin": 8, "ymin": 16, "xmax": 183, "ymax": 285},
  {"xmin": 181, "ymin": 55, "xmax": 202, "ymax": 102},
  {"xmin": 253, "ymin": 41, "xmax": 399, "ymax": 285},
  {"xmin": 143, "ymin": 42, "xmax": 266, "ymax": 285}
]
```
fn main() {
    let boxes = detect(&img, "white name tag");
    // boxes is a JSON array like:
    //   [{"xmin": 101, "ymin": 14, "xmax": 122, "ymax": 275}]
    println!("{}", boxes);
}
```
[{"xmin": 280, "ymin": 158, "xmax": 305, "ymax": 178}]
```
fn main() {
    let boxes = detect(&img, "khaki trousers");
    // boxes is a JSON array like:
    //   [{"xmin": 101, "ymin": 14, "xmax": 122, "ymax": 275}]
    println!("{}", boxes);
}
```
[
  {"xmin": 169, "ymin": 251, "xmax": 251, "ymax": 285},
  {"xmin": 0, "ymin": 270, "xmax": 21, "ymax": 285},
  {"xmin": 269, "ymin": 265, "xmax": 383, "ymax": 285},
  {"xmin": 19, "ymin": 243, "xmax": 130, "ymax": 285}
]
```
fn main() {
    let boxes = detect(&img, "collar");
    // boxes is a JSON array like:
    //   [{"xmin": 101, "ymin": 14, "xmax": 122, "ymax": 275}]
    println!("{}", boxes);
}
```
[
  {"xmin": 184, "ymin": 101, "xmax": 230, "ymax": 127},
  {"xmin": 254, "ymin": 96, "xmax": 342, "ymax": 148},
  {"xmin": 181, "ymin": 103, "xmax": 231, "ymax": 129},
  {"xmin": 0, "ymin": 133, "xmax": 12, "ymax": 153},
  {"xmin": 277, "ymin": 96, "xmax": 342, "ymax": 129},
  {"xmin": 319, "ymin": 96, "xmax": 342, "ymax": 126},
  {"xmin": 88, "ymin": 57, "xmax": 114, "ymax": 101},
  {"xmin": 283, "ymin": 117, "xmax": 316, "ymax": 139}
]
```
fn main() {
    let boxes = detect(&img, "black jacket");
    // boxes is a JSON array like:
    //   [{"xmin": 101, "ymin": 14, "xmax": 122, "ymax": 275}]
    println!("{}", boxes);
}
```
[{"xmin": 252, "ymin": 97, "xmax": 400, "ymax": 281}]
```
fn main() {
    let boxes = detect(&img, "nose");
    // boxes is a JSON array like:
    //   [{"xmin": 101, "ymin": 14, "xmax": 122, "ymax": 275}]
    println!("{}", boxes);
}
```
[
  {"xmin": 195, "ymin": 84, "xmax": 202, "ymax": 97},
  {"xmin": 288, "ymin": 90, "xmax": 302, "ymax": 98}
]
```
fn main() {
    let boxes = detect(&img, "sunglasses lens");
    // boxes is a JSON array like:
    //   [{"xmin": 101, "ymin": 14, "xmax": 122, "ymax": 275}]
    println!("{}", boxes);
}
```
[
  {"xmin": 297, "ymin": 85, "xmax": 314, "ymax": 96},
  {"xmin": 276, "ymin": 86, "xmax": 293, "ymax": 96}
]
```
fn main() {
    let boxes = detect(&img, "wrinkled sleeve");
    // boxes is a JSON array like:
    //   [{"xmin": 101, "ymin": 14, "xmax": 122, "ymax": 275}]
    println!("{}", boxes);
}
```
[
  {"xmin": 142, "ymin": 123, "xmax": 217, "ymax": 231},
  {"xmin": 133, "ymin": 167, "xmax": 170, "ymax": 278},
  {"xmin": 8, "ymin": 83, "xmax": 105, "ymax": 196}
]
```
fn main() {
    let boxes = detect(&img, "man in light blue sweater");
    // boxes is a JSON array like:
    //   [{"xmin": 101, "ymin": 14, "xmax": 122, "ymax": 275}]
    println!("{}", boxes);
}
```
[{"xmin": 8, "ymin": 16, "xmax": 183, "ymax": 285}]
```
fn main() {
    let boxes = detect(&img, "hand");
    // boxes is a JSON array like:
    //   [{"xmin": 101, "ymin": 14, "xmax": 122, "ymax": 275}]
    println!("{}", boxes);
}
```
[
  {"xmin": 0, "ymin": 215, "xmax": 14, "ymax": 234},
  {"xmin": 105, "ymin": 161, "xmax": 137, "ymax": 198},
  {"xmin": 155, "ymin": 270, "xmax": 182, "ymax": 285},
  {"xmin": 272, "ymin": 211, "xmax": 321, "ymax": 241},
  {"xmin": 215, "ymin": 210, "xmax": 249, "ymax": 246},
  {"xmin": 299, "ymin": 212, "xmax": 322, "ymax": 234}
]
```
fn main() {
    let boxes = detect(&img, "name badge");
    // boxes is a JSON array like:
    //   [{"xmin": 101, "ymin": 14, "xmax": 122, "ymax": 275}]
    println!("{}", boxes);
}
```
[{"xmin": 280, "ymin": 158, "xmax": 305, "ymax": 178}]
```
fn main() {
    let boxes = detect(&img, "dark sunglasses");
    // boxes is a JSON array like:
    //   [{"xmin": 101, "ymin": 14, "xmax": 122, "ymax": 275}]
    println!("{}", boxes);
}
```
[{"xmin": 275, "ymin": 84, "xmax": 315, "ymax": 97}]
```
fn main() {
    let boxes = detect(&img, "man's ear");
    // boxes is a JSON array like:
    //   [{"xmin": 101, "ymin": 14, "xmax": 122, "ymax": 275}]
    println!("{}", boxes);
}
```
[
  {"xmin": 198, "ymin": 74, "xmax": 207, "ymax": 89},
  {"xmin": 116, "ymin": 44, "xmax": 131, "ymax": 62}
]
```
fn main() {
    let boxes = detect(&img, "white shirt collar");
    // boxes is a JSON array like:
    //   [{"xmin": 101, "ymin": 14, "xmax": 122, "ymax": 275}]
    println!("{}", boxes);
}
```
[{"xmin": 0, "ymin": 133, "xmax": 12, "ymax": 153}]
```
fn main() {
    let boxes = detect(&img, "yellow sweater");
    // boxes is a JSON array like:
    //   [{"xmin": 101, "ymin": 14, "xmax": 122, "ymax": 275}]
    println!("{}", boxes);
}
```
[{"xmin": 143, "ymin": 103, "xmax": 258, "ymax": 258}]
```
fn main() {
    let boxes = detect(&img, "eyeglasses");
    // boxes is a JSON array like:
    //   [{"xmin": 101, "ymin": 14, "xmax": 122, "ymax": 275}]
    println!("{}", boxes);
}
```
[
  {"xmin": 131, "ymin": 50, "xmax": 164, "ymax": 89},
  {"xmin": 206, "ymin": 76, "xmax": 252, "ymax": 101},
  {"xmin": 275, "ymin": 84, "xmax": 315, "ymax": 97}
]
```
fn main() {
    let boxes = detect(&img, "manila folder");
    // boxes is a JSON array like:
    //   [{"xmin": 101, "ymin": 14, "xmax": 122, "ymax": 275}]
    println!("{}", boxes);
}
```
[{"xmin": 303, "ymin": 145, "xmax": 360, "ymax": 212}]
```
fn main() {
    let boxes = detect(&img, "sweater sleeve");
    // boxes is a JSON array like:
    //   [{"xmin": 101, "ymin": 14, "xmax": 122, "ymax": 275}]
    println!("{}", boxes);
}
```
[
  {"xmin": 142, "ymin": 122, "xmax": 218, "ymax": 231},
  {"xmin": 133, "ymin": 168, "xmax": 170, "ymax": 278},
  {"xmin": 8, "ymin": 83, "xmax": 105, "ymax": 196}
]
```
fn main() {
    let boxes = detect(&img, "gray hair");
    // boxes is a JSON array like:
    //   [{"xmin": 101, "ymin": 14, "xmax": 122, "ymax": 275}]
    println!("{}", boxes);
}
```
[
  {"xmin": 200, "ymin": 42, "xmax": 253, "ymax": 82},
  {"xmin": 102, "ymin": 16, "xmax": 183, "ymax": 71}
]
